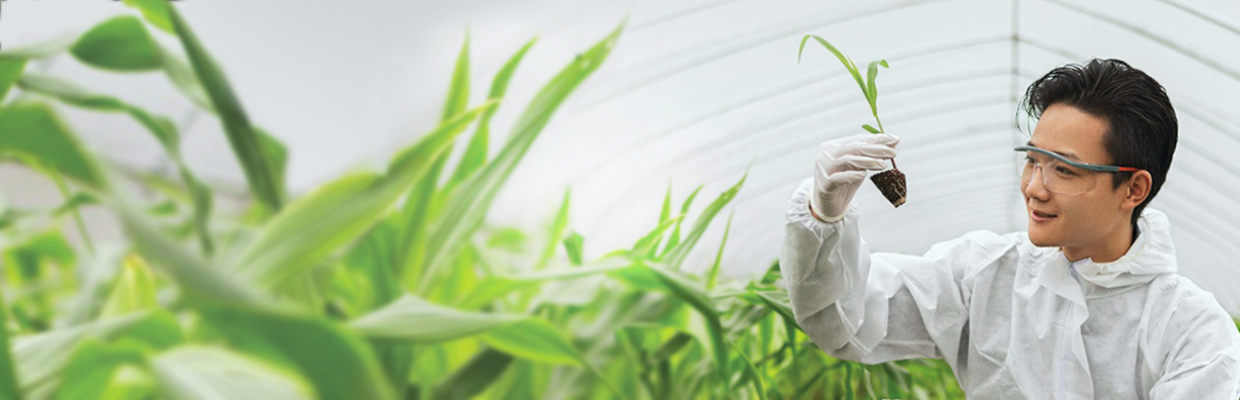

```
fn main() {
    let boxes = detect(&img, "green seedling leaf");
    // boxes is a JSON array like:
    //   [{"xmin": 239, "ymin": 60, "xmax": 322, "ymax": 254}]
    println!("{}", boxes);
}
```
[
  {"xmin": 152, "ymin": 346, "xmax": 314, "ymax": 400},
  {"xmin": 70, "ymin": 16, "xmax": 162, "ymax": 72},
  {"xmin": 865, "ymin": 59, "xmax": 888, "ymax": 115},
  {"xmin": 630, "ymin": 215, "xmax": 684, "ymax": 260},
  {"xmin": 418, "ymin": 22, "xmax": 624, "ymax": 294},
  {"xmin": 167, "ymin": 5, "xmax": 284, "ymax": 211},
  {"xmin": 349, "ymin": 295, "xmax": 523, "ymax": 342},
  {"xmin": 862, "ymin": 124, "xmax": 881, "ymax": 134},
  {"xmin": 799, "ymin": 35, "xmax": 868, "ymax": 106}
]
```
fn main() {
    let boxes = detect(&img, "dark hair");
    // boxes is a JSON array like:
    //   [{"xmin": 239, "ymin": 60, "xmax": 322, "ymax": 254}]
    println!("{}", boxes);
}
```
[{"xmin": 1020, "ymin": 58, "xmax": 1177, "ymax": 237}]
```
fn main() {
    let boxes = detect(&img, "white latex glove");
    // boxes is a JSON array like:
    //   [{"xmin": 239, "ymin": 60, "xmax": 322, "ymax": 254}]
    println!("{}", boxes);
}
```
[{"xmin": 809, "ymin": 133, "xmax": 900, "ymax": 222}]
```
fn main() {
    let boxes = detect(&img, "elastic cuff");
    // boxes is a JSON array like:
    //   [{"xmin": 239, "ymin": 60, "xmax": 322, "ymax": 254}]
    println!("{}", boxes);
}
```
[{"xmin": 808, "ymin": 198, "xmax": 846, "ymax": 223}]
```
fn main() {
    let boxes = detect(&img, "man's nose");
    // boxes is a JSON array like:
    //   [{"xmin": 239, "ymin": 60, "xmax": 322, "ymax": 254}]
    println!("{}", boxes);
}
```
[{"xmin": 1023, "ymin": 166, "xmax": 1051, "ymax": 200}]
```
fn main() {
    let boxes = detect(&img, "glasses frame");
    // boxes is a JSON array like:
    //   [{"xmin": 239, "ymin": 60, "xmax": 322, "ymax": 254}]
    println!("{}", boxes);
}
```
[
  {"xmin": 1013, "ymin": 146, "xmax": 1142, "ymax": 173},
  {"xmin": 1013, "ymin": 146, "xmax": 1143, "ymax": 195}
]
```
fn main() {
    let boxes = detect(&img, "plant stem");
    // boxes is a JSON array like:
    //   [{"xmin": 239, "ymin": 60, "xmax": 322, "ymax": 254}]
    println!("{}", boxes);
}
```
[{"xmin": 48, "ymin": 166, "xmax": 95, "ymax": 255}]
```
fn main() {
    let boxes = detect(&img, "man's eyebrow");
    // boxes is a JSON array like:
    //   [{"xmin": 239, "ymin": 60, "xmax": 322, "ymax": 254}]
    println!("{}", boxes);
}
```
[{"xmin": 1025, "ymin": 140, "xmax": 1081, "ymax": 161}]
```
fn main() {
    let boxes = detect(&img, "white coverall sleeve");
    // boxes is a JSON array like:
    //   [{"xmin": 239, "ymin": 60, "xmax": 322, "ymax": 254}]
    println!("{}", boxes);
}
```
[
  {"xmin": 1147, "ymin": 292, "xmax": 1240, "ymax": 399},
  {"xmin": 779, "ymin": 178, "xmax": 977, "ymax": 365}
]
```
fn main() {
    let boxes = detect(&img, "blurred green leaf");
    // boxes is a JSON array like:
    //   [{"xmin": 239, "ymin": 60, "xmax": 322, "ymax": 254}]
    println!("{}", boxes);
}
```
[
  {"xmin": 457, "ymin": 259, "xmax": 629, "ymax": 310},
  {"xmin": 0, "ymin": 34, "xmax": 76, "ymax": 60},
  {"xmin": 862, "ymin": 124, "xmax": 881, "ymax": 134},
  {"xmin": 663, "ymin": 170, "xmax": 747, "ymax": 270},
  {"xmin": 350, "ymin": 295, "xmax": 523, "ymax": 342},
  {"xmin": 152, "ymin": 346, "xmax": 314, "ymax": 400},
  {"xmin": 12, "ymin": 312, "xmax": 178, "ymax": 395},
  {"xmin": 563, "ymin": 232, "xmax": 584, "ymax": 266},
  {"xmin": 660, "ymin": 184, "xmax": 703, "ymax": 257},
  {"xmin": 865, "ymin": 59, "xmax": 888, "ymax": 115},
  {"xmin": 535, "ymin": 188, "xmax": 571, "ymax": 270},
  {"xmin": 481, "ymin": 318, "xmax": 578, "ymax": 366},
  {"xmin": 0, "ymin": 286, "xmax": 22, "ymax": 400},
  {"xmin": 419, "ymin": 22, "xmax": 624, "ymax": 294},
  {"xmin": 99, "ymin": 255, "xmax": 158, "ymax": 318},
  {"xmin": 448, "ymin": 38, "xmax": 536, "ymax": 185},
  {"xmin": 0, "ymin": 58, "xmax": 25, "ymax": 102},
  {"xmin": 70, "ymin": 16, "xmax": 163, "ymax": 72},
  {"xmin": 166, "ymin": 5, "xmax": 284, "ymax": 211},
  {"xmin": 706, "ymin": 211, "xmax": 734, "ymax": 291},
  {"xmin": 230, "ymin": 103, "xmax": 490, "ymax": 290},
  {"xmin": 202, "ymin": 304, "xmax": 394, "ymax": 400},
  {"xmin": 52, "ymin": 339, "xmax": 147, "ymax": 400},
  {"xmin": 430, "ymin": 348, "xmax": 513, "ymax": 400},
  {"xmin": 121, "ymin": 0, "xmax": 174, "ymax": 34},
  {"xmin": 0, "ymin": 102, "xmax": 106, "ymax": 189}
]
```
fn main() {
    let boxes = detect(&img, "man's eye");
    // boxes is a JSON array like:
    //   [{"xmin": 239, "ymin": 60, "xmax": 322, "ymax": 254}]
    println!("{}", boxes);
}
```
[{"xmin": 1055, "ymin": 166, "xmax": 1076, "ymax": 176}]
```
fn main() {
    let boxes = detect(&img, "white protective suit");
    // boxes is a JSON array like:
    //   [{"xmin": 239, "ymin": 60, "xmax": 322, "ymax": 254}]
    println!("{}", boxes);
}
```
[{"xmin": 779, "ymin": 178, "xmax": 1240, "ymax": 399}]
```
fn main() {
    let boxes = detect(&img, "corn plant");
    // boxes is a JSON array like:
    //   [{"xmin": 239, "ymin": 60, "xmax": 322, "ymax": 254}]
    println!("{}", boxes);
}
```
[
  {"xmin": 0, "ymin": 3, "xmax": 975, "ymax": 399},
  {"xmin": 799, "ymin": 34, "xmax": 907, "ymax": 207}
]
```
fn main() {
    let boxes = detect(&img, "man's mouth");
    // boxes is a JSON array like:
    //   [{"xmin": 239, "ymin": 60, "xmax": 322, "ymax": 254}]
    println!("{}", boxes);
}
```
[{"xmin": 1031, "ymin": 209, "xmax": 1058, "ymax": 220}]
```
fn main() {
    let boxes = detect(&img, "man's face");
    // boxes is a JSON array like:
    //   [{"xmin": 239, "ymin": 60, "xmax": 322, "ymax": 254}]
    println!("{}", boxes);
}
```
[{"xmin": 1023, "ymin": 104, "xmax": 1131, "ymax": 250}]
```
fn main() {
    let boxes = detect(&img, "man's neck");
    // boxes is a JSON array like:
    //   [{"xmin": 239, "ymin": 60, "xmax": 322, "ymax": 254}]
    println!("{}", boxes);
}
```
[{"xmin": 1061, "ymin": 220, "xmax": 1136, "ymax": 264}]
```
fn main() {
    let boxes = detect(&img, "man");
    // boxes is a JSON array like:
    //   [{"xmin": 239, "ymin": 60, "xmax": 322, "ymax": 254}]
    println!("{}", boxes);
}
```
[{"xmin": 779, "ymin": 58, "xmax": 1240, "ymax": 398}]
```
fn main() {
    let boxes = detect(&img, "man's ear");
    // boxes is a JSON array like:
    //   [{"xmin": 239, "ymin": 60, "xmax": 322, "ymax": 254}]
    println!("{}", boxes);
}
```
[{"xmin": 1120, "ymin": 171, "xmax": 1152, "ymax": 211}]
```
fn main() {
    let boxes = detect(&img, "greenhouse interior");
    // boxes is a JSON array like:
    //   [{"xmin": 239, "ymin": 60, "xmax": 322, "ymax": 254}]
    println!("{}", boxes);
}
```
[{"xmin": 1, "ymin": 0, "xmax": 1238, "ymax": 398}]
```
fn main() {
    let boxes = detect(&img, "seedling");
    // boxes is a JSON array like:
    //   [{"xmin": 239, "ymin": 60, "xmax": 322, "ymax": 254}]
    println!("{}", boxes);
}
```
[{"xmin": 798, "ymin": 34, "xmax": 907, "ymax": 207}]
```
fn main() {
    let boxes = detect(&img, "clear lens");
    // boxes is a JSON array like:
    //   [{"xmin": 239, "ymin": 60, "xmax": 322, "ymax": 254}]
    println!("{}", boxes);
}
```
[{"xmin": 1015, "ymin": 151, "xmax": 1096, "ymax": 195}]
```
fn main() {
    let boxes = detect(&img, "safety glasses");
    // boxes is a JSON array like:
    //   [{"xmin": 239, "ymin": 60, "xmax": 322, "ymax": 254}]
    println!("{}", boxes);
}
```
[{"xmin": 1013, "ymin": 146, "xmax": 1141, "ymax": 195}]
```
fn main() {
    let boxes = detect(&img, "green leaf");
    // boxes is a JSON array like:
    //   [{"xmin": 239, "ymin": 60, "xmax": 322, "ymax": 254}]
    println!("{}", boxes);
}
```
[
  {"xmin": 349, "ymin": 295, "xmax": 523, "ymax": 342},
  {"xmin": 151, "ymin": 346, "xmax": 314, "ymax": 400},
  {"xmin": 663, "ymin": 170, "xmax": 747, "ymax": 270},
  {"xmin": 0, "ymin": 34, "xmax": 77, "ymax": 60},
  {"xmin": 705, "ymin": 211, "xmax": 734, "ymax": 291},
  {"xmin": 52, "ymin": 339, "xmax": 148, "ymax": 400},
  {"xmin": 442, "ymin": 34, "xmax": 471, "ymax": 121},
  {"xmin": 865, "ymin": 59, "xmax": 888, "ymax": 115},
  {"xmin": 201, "ymin": 304, "xmax": 394, "ymax": 400},
  {"xmin": 630, "ymin": 215, "xmax": 684, "ymax": 260},
  {"xmin": 430, "ymin": 348, "xmax": 513, "ymax": 400},
  {"xmin": 862, "ymin": 124, "xmax": 881, "ymax": 134},
  {"xmin": 0, "ymin": 102, "xmax": 107, "ymax": 189},
  {"xmin": 230, "ymin": 103, "xmax": 489, "ymax": 290},
  {"xmin": 660, "ymin": 184, "xmax": 703, "ymax": 257},
  {"xmin": 535, "ymin": 188, "xmax": 571, "ymax": 270},
  {"xmin": 70, "ymin": 16, "xmax": 163, "ymax": 72},
  {"xmin": 448, "ymin": 38, "xmax": 536, "ymax": 185},
  {"xmin": 0, "ymin": 286, "xmax": 22, "ymax": 400},
  {"xmin": 0, "ymin": 58, "xmax": 25, "ymax": 102},
  {"xmin": 121, "ymin": 0, "xmax": 174, "ymax": 34},
  {"xmin": 166, "ymin": 5, "xmax": 284, "ymax": 211},
  {"xmin": 563, "ymin": 232, "xmax": 584, "ymax": 266},
  {"xmin": 609, "ymin": 264, "xmax": 729, "ymax": 388},
  {"xmin": 99, "ymin": 255, "xmax": 158, "ymax": 318},
  {"xmin": 481, "ymin": 318, "xmax": 579, "ymax": 366},
  {"xmin": 799, "ymin": 35, "xmax": 869, "ymax": 106},
  {"xmin": 456, "ymin": 259, "xmax": 629, "ymax": 310},
  {"xmin": 12, "ymin": 312, "xmax": 179, "ymax": 395},
  {"xmin": 419, "ymin": 22, "xmax": 624, "ymax": 294}
]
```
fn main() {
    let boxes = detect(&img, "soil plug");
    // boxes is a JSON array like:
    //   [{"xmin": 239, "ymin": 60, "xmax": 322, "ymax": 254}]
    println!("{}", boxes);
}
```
[{"xmin": 798, "ymin": 34, "xmax": 907, "ymax": 207}]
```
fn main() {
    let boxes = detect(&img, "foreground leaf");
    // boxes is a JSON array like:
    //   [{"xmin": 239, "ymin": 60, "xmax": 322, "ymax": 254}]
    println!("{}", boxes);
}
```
[{"xmin": 152, "ymin": 346, "xmax": 314, "ymax": 400}]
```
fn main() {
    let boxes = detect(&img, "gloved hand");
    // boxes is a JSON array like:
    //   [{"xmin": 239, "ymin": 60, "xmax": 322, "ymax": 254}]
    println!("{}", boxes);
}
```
[{"xmin": 810, "ymin": 133, "xmax": 900, "ymax": 222}]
